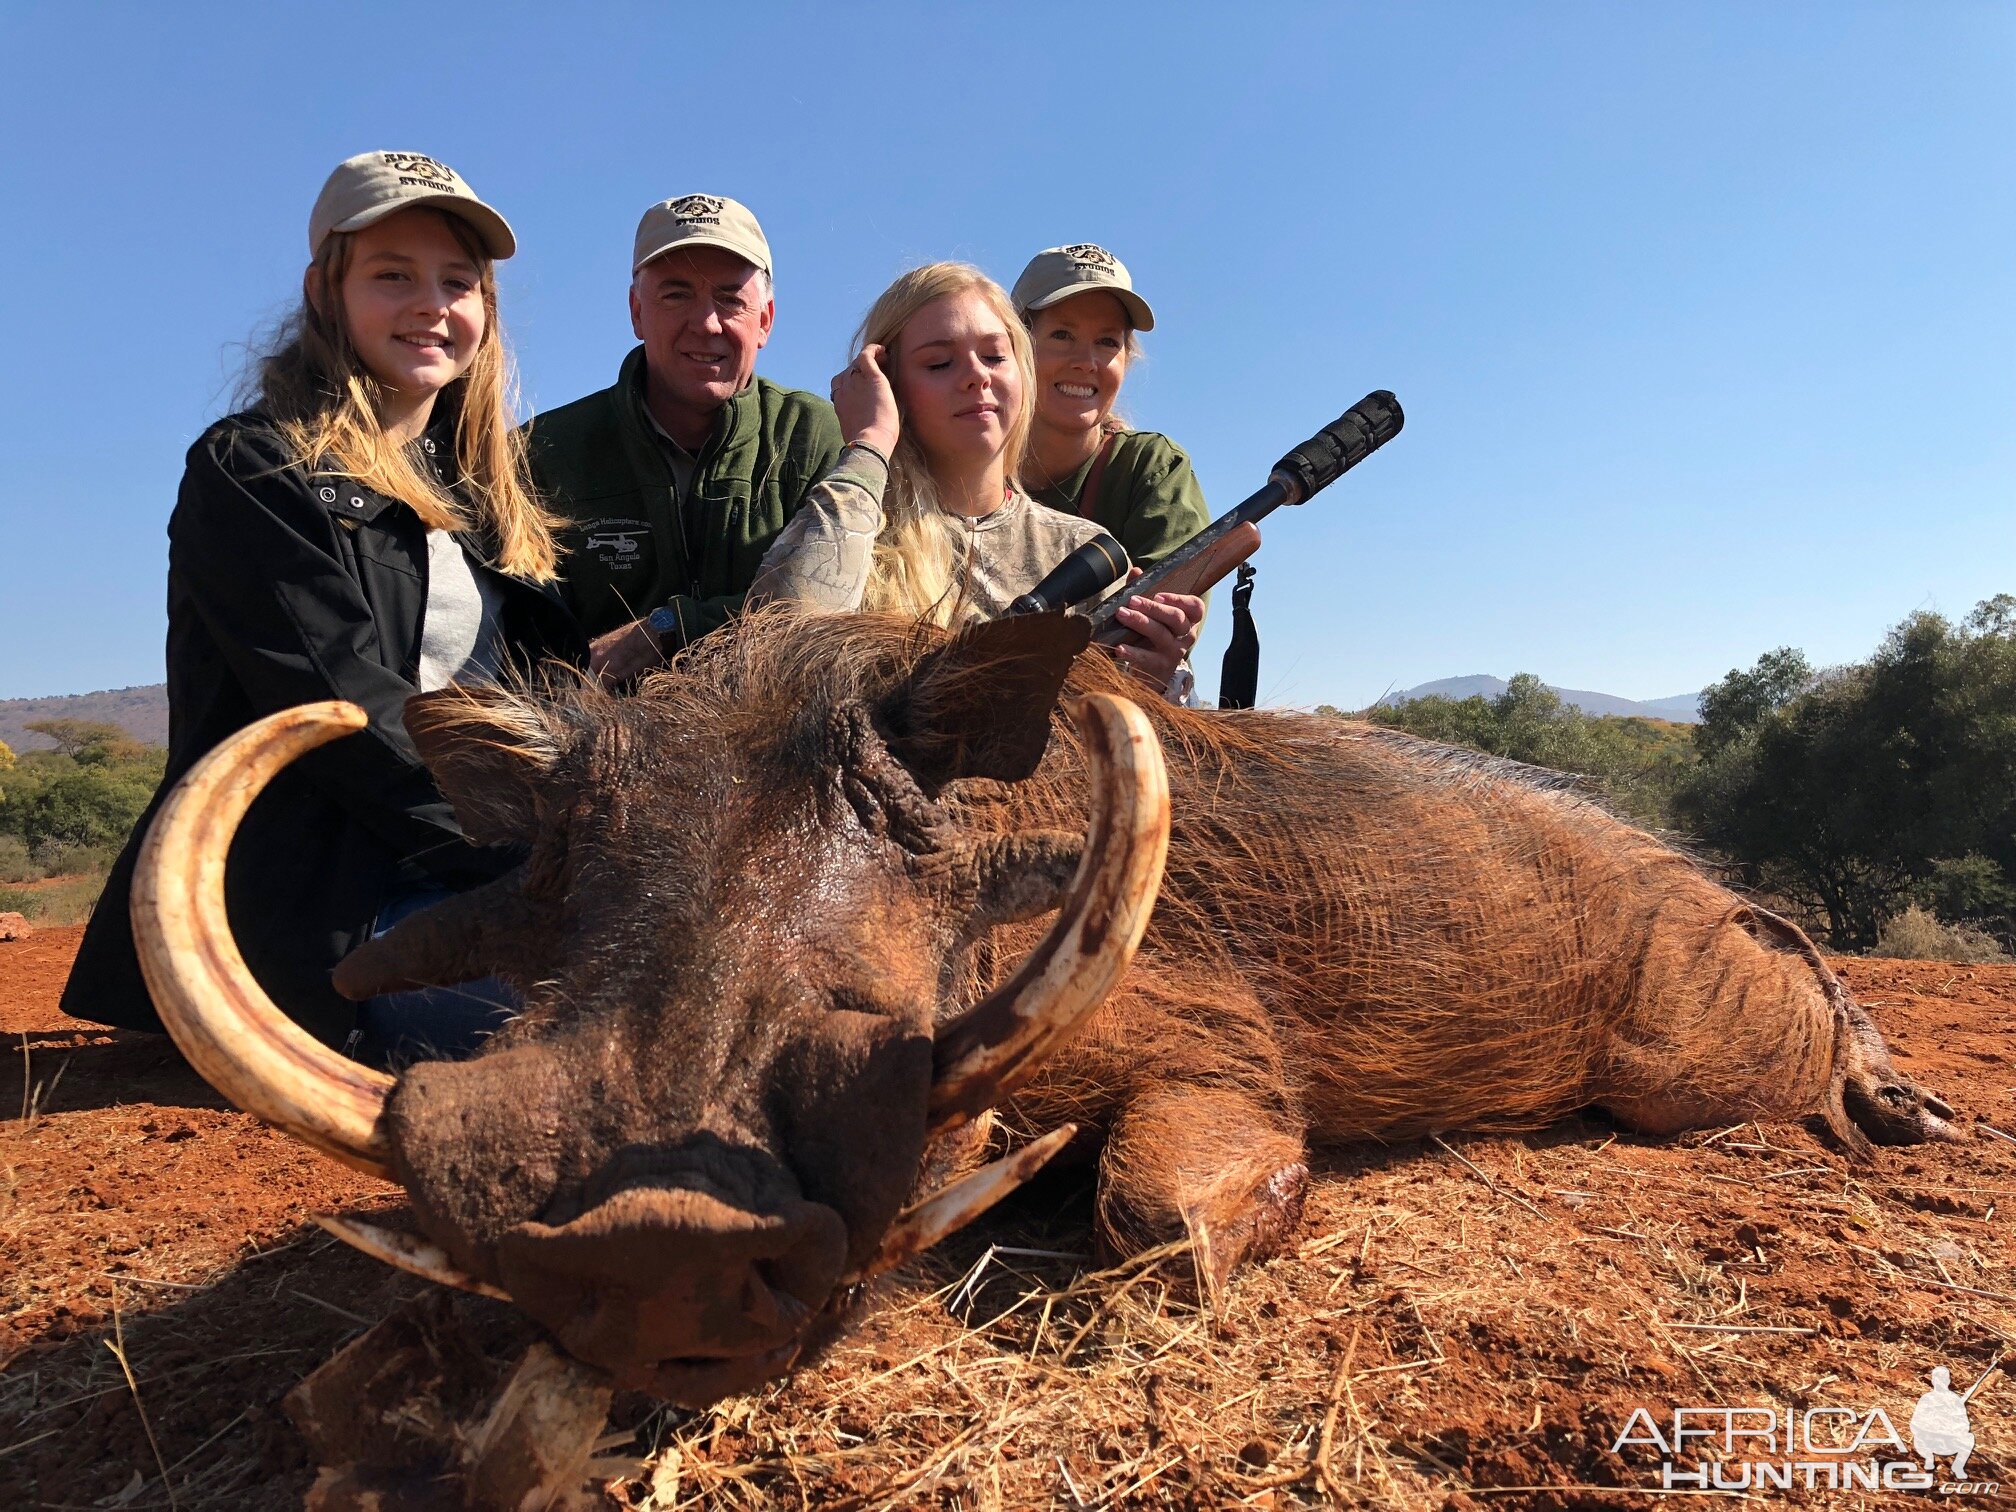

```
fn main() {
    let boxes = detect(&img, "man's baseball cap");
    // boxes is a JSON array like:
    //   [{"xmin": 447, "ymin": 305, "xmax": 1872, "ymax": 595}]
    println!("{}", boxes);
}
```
[
  {"xmin": 632, "ymin": 194, "xmax": 773, "ymax": 276},
  {"xmin": 1010, "ymin": 244, "xmax": 1154, "ymax": 331},
  {"xmin": 308, "ymin": 151, "xmax": 516, "ymax": 260}
]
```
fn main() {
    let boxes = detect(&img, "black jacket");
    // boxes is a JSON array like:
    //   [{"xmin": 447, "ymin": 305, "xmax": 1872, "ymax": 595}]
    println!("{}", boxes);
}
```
[{"xmin": 62, "ymin": 412, "xmax": 583, "ymax": 1045}]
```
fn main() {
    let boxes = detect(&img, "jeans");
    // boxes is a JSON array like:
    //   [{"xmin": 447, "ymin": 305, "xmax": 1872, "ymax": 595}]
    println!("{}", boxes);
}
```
[{"xmin": 348, "ymin": 885, "xmax": 517, "ymax": 1068}]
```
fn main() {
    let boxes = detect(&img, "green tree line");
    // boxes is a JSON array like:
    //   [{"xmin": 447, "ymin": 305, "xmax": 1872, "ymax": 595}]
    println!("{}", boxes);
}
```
[
  {"xmin": 1353, "ymin": 594, "xmax": 2016, "ymax": 954},
  {"xmin": 1348, "ymin": 674, "xmax": 1696, "ymax": 830},
  {"xmin": 0, "ymin": 718, "xmax": 164, "ymax": 919},
  {"xmin": 1677, "ymin": 596, "xmax": 2016, "ymax": 949}
]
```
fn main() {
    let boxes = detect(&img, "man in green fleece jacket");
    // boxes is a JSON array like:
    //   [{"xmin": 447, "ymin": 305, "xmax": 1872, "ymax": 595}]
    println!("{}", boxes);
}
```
[{"xmin": 525, "ymin": 194, "xmax": 843, "ymax": 679}]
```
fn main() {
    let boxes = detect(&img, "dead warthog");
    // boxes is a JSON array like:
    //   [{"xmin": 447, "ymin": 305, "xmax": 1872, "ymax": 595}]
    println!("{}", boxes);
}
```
[{"xmin": 133, "ymin": 609, "xmax": 1954, "ymax": 1410}]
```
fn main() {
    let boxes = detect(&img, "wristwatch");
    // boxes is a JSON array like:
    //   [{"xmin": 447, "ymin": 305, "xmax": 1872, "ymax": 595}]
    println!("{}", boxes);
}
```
[{"xmin": 646, "ymin": 604, "xmax": 682, "ymax": 650}]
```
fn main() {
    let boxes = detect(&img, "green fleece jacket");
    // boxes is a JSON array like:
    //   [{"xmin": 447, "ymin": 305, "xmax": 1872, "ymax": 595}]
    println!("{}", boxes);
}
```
[
  {"xmin": 1028, "ymin": 428, "xmax": 1210, "ymax": 570},
  {"xmin": 525, "ymin": 347, "xmax": 843, "ymax": 646}
]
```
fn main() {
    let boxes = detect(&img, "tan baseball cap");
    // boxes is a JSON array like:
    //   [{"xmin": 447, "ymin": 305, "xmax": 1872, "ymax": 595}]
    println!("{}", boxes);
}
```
[
  {"xmin": 1010, "ymin": 244, "xmax": 1155, "ymax": 331},
  {"xmin": 632, "ymin": 194, "xmax": 772, "ymax": 276},
  {"xmin": 308, "ymin": 151, "xmax": 515, "ymax": 260}
]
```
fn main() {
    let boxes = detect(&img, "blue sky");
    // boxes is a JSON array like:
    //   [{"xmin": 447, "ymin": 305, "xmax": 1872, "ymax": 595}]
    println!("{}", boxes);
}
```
[{"xmin": 1, "ymin": 3, "xmax": 2010, "ymax": 708}]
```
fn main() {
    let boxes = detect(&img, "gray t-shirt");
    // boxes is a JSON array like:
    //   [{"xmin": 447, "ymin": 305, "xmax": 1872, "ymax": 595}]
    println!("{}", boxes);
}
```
[{"xmin": 417, "ymin": 530, "xmax": 505, "ymax": 691}]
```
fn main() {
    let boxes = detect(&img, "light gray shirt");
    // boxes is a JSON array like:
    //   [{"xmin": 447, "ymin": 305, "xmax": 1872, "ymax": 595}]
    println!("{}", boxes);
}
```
[
  {"xmin": 417, "ymin": 530, "xmax": 505, "ymax": 691},
  {"xmin": 748, "ymin": 446, "xmax": 1122, "ymax": 620}
]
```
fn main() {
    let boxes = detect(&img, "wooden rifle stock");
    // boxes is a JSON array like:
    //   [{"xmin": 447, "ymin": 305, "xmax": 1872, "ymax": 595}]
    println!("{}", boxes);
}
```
[{"xmin": 1087, "ymin": 523, "xmax": 1260, "ymax": 644}]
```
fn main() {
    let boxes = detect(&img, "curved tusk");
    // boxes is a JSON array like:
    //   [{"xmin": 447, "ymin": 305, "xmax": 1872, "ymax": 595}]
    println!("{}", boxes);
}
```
[
  {"xmin": 314, "ymin": 1213, "xmax": 511, "ymax": 1301},
  {"xmin": 130, "ymin": 700, "xmax": 395, "ymax": 1178},
  {"xmin": 928, "ymin": 693, "xmax": 1169, "ymax": 1132},
  {"xmin": 847, "ymin": 1123, "xmax": 1078, "ymax": 1284}
]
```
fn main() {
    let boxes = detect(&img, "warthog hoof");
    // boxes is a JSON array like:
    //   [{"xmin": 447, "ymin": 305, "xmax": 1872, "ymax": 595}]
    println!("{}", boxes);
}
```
[
  {"xmin": 1843, "ymin": 1072, "xmax": 1960, "ymax": 1146},
  {"xmin": 1197, "ymin": 1161, "xmax": 1310, "ymax": 1290},
  {"xmin": 1150, "ymin": 1160, "xmax": 1310, "ymax": 1297},
  {"xmin": 1836, "ymin": 989, "xmax": 1960, "ymax": 1147}
]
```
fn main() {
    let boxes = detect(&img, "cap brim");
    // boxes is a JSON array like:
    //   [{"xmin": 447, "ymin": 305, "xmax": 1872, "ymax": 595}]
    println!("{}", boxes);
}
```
[
  {"xmin": 632, "ymin": 232, "xmax": 771, "ymax": 276},
  {"xmin": 1022, "ymin": 279, "xmax": 1155, "ymax": 332},
  {"xmin": 335, "ymin": 195, "xmax": 517, "ymax": 260}
]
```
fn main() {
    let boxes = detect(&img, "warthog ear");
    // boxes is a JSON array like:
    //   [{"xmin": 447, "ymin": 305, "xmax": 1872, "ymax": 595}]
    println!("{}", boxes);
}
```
[
  {"xmin": 880, "ymin": 612, "xmax": 1091, "ymax": 788},
  {"xmin": 404, "ymin": 685, "xmax": 564, "ymax": 845}
]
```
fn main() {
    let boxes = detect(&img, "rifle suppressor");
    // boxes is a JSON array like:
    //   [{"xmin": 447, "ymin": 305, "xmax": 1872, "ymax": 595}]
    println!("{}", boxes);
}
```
[{"xmin": 1085, "ymin": 390, "xmax": 1402, "ymax": 643}]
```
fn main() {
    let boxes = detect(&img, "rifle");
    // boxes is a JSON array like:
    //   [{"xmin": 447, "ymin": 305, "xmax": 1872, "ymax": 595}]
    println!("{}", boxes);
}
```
[{"xmin": 1082, "ymin": 390, "xmax": 1404, "ymax": 644}]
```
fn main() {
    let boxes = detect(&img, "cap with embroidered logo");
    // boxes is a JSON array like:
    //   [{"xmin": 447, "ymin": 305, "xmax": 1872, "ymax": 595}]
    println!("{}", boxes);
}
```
[
  {"xmin": 307, "ymin": 151, "xmax": 516, "ymax": 260},
  {"xmin": 632, "ymin": 194, "xmax": 773, "ymax": 276},
  {"xmin": 1009, "ymin": 244, "xmax": 1154, "ymax": 331}
]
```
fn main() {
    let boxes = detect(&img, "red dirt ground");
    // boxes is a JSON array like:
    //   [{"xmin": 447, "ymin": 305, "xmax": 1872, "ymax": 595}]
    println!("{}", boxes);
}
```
[{"xmin": 3, "ymin": 926, "xmax": 2012, "ymax": 1509}]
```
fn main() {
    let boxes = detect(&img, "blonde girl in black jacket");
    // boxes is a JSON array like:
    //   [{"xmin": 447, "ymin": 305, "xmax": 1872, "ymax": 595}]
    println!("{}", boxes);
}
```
[{"xmin": 64, "ymin": 152, "xmax": 580, "ymax": 1058}]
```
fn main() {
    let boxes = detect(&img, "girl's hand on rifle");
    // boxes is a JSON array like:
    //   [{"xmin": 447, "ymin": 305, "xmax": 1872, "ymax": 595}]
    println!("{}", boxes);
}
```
[
  {"xmin": 1110, "ymin": 586, "xmax": 1204, "ymax": 691},
  {"xmin": 832, "ymin": 343, "xmax": 901, "ymax": 460}
]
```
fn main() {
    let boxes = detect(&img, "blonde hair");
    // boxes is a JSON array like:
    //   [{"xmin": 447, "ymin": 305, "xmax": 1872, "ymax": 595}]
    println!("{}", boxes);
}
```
[
  {"xmin": 255, "ymin": 210, "xmax": 561, "ymax": 581},
  {"xmin": 855, "ymin": 263, "xmax": 1036, "ymax": 626}
]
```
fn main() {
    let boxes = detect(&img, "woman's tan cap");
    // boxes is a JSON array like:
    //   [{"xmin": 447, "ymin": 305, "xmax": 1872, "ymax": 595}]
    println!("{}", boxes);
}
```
[
  {"xmin": 308, "ymin": 151, "xmax": 516, "ymax": 259},
  {"xmin": 632, "ymin": 194, "xmax": 773, "ymax": 275},
  {"xmin": 1010, "ymin": 244, "xmax": 1155, "ymax": 331}
]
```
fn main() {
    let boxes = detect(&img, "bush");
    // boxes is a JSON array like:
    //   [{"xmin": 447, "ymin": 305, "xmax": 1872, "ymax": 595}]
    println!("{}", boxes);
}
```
[
  {"xmin": 1677, "ymin": 595, "xmax": 2016, "ymax": 948},
  {"xmin": 30, "ymin": 838, "xmax": 118, "ymax": 877},
  {"xmin": 1366, "ymin": 675, "xmax": 1695, "ymax": 829},
  {"xmin": 10, "ymin": 764, "xmax": 157, "ymax": 852},
  {"xmin": 0, "ymin": 874, "xmax": 106, "ymax": 925},
  {"xmin": 0, "ymin": 834, "xmax": 36, "ymax": 882},
  {"xmin": 1873, "ymin": 904, "xmax": 2008, "ymax": 964}
]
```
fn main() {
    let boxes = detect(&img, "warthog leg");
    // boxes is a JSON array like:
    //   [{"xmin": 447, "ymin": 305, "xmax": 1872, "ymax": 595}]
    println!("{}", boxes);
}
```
[
  {"xmin": 1006, "ymin": 962, "xmax": 1310, "ymax": 1291},
  {"xmin": 1094, "ymin": 1083, "xmax": 1310, "ymax": 1293},
  {"xmin": 1594, "ymin": 903, "xmax": 1958, "ymax": 1156},
  {"xmin": 1741, "ymin": 905, "xmax": 1958, "ymax": 1151}
]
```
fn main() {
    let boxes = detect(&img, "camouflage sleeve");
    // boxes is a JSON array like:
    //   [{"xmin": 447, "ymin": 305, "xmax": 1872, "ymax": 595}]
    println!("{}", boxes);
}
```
[{"xmin": 746, "ymin": 444, "xmax": 889, "ymax": 612}]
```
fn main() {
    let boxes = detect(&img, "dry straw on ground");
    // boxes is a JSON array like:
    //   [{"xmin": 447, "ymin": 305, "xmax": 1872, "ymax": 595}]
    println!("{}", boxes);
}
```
[
  {"xmin": 576, "ymin": 1112, "xmax": 2015, "ymax": 1511},
  {"xmin": 5, "ymin": 948, "xmax": 2014, "ymax": 1510}
]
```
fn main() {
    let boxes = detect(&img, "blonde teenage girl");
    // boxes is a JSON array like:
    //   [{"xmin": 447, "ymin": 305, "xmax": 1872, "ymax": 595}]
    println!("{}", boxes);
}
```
[
  {"xmin": 748, "ymin": 262, "xmax": 1200, "ymax": 688},
  {"xmin": 64, "ymin": 151, "xmax": 580, "ymax": 1061}
]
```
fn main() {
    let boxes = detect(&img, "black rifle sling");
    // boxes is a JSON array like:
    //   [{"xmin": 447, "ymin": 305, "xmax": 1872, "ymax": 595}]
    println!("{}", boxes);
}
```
[{"xmin": 1218, "ymin": 562, "xmax": 1259, "ymax": 710}]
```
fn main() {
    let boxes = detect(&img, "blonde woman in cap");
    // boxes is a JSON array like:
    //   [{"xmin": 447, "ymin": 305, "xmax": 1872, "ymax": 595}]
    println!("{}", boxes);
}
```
[
  {"xmin": 747, "ymin": 262, "xmax": 1201, "ymax": 690},
  {"xmin": 1012, "ymin": 245, "xmax": 1209, "ymax": 572},
  {"xmin": 62, "ymin": 150, "xmax": 580, "ymax": 1063}
]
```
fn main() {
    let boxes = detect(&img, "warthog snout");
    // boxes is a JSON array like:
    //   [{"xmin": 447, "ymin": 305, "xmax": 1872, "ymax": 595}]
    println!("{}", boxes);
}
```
[{"xmin": 497, "ymin": 1182, "xmax": 848, "ymax": 1391}]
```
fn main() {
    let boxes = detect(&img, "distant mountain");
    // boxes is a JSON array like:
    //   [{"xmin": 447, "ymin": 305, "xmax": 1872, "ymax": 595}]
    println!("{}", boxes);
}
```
[
  {"xmin": 0, "ymin": 684, "xmax": 169, "ymax": 751},
  {"xmin": 1378, "ymin": 675, "xmax": 1701, "ymax": 724}
]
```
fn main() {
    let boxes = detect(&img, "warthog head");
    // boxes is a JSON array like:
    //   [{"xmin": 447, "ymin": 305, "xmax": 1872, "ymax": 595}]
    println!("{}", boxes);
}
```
[{"xmin": 130, "ymin": 613, "xmax": 1169, "ymax": 1402}]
